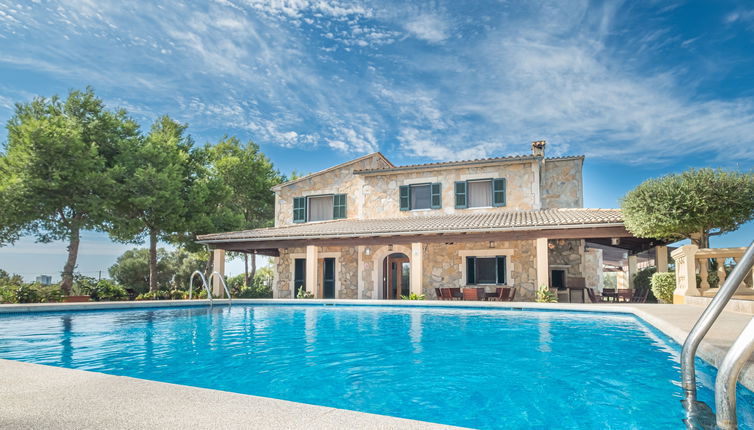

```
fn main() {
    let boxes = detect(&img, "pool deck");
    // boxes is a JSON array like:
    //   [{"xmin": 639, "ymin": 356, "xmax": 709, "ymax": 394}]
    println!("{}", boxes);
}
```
[{"xmin": 1, "ymin": 299, "xmax": 753, "ymax": 429}]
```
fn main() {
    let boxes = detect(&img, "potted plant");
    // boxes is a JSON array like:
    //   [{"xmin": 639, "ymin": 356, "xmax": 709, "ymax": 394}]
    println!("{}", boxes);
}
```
[{"xmin": 62, "ymin": 278, "xmax": 90, "ymax": 302}]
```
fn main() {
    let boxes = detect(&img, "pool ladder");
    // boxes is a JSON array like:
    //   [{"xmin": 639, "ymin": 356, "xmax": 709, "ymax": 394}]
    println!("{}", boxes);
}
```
[
  {"xmin": 681, "ymin": 240, "xmax": 754, "ymax": 429},
  {"xmin": 188, "ymin": 271, "xmax": 232, "ymax": 304}
]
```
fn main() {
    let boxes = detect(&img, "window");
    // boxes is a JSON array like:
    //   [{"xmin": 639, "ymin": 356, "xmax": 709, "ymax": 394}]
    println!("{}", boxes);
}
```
[
  {"xmin": 455, "ymin": 178, "xmax": 506, "ymax": 209},
  {"xmin": 468, "ymin": 180, "xmax": 492, "ymax": 208},
  {"xmin": 292, "ymin": 194, "xmax": 347, "ymax": 223},
  {"xmin": 466, "ymin": 256, "xmax": 506, "ymax": 285},
  {"xmin": 308, "ymin": 195, "xmax": 334, "ymax": 222},
  {"xmin": 410, "ymin": 184, "xmax": 431, "ymax": 209},
  {"xmin": 400, "ymin": 183, "xmax": 442, "ymax": 211}
]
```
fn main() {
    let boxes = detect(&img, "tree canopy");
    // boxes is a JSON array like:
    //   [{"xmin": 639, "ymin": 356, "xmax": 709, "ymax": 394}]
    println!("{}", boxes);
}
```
[
  {"xmin": 621, "ymin": 168, "xmax": 754, "ymax": 247},
  {"xmin": 0, "ymin": 88, "xmax": 139, "ymax": 293}
]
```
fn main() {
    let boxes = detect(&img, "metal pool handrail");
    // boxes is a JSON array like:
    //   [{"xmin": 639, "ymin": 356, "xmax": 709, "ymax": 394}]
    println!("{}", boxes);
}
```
[
  {"xmin": 716, "ymin": 312, "xmax": 754, "ymax": 429},
  {"xmin": 208, "ymin": 271, "xmax": 232, "ymax": 303},
  {"xmin": 189, "ymin": 270, "xmax": 212, "ymax": 304},
  {"xmin": 681, "ymin": 240, "xmax": 754, "ymax": 428}
]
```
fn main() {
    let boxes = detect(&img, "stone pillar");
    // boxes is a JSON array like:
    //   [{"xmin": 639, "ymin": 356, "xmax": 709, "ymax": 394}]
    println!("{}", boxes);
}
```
[
  {"xmin": 655, "ymin": 245, "xmax": 669, "ymax": 273},
  {"xmin": 672, "ymin": 245, "xmax": 699, "ymax": 304},
  {"xmin": 628, "ymin": 254, "xmax": 638, "ymax": 289},
  {"xmin": 411, "ymin": 242, "xmax": 423, "ymax": 296},
  {"xmin": 212, "ymin": 249, "xmax": 226, "ymax": 297},
  {"xmin": 306, "ymin": 245, "xmax": 318, "ymax": 298},
  {"xmin": 357, "ymin": 245, "xmax": 364, "ymax": 300},
  {"xmin": 536, "ymin": 237, "xmax": 549, "ymax": 288}
]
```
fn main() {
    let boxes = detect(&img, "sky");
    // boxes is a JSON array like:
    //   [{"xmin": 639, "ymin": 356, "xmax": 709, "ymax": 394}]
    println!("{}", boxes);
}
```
[{"xmin": 0, "ymin": 0, "xmax": 753, "ymax": 281}]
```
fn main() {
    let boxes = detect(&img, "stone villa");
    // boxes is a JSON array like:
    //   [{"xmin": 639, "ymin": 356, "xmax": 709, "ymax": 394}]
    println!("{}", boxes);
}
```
[{"xmin": 198, "ymin": 141, "xmax": 667, "ymax": 301}]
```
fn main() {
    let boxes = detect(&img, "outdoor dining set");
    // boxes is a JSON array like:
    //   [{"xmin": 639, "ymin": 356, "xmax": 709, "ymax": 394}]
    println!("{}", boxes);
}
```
[{"xmin": 435, "ymin": 287, "xmax": 516, "ymax": 301}]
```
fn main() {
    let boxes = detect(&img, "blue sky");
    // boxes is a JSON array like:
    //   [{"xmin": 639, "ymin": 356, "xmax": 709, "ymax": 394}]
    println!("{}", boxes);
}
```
[{"xmin": 0, "ymin": 0, "xmax": 753, "ymax": 280}]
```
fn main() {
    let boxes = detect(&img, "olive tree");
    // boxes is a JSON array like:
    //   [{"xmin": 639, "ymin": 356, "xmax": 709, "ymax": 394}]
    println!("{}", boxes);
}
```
[{"xmin": 621, "ymin": 168, "xmax": 754, "ymax": 248}]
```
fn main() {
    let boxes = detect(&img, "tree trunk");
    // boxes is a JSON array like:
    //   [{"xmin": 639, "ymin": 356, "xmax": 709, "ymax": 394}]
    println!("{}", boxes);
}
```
[
  {"xmin": 60, "ymin": 225, "xmax": 81, "ymax": 295},
  {"xmin": 244, "ymin": 253, "xmax": 249, "ymax": 287},
  {"xmin": 250, "ymin": 252, "xmax": 257, "ymax": 285},
  {"xmin": 148, "ymin": 228, "xmax": 158, "ymax": 292}
]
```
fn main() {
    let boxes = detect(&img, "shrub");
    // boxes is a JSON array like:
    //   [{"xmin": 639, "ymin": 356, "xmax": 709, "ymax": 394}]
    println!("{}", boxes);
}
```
[
  {"xmin": 296, "ymin": 288, "xmax": 314, "ymax": 299},
  {"xmin": 0, "ymin": 286, "xmax": 17, "ymax": 303},
  {"xmin": 400, "ymin": 293, "xmax": 426, "ymax": 300},
  {"xmin": 535, "ymin": 285, "xmax": 558, "ymax": 303},
  {"xmin": 651, "ymin": 272, "xmax": 676, "ymax": 303},
  {"xmin": 168, "ymin": 289, "xmax": 188, "ymax": 300},
  {"xmin": 633, "ymin": 266, "xmax": 657, "ymax": 302},
  {"xmin": 37, "ymin": 285, "xmax": 63, "ymax": 303},
  {"xmin": 14, "ymin": 284, "xmax": 41, "ymax": 303},
  {"xmin": 81, "ymin": 279, "xmax": 128, "ymax": 301}
]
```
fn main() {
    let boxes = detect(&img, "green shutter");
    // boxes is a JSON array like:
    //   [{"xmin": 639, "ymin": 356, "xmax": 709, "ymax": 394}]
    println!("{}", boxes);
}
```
[
  {"xmin": 493, "ymin": 178, "xmax": 506, "ymax": 207},
  {"xmin": 431, "ymin": 183, "xmax": 442, "ymax": 209},
  {"xmin": 455, "ymin": 181, "xmax": 467, "ymax": 209},
  {"xmin": 399, "ymin": 185, "xmax": 410, "ymax": 211},
  {"xmin": 496, "ymin": 256, "xmax": 506, "ymax": 284},
  {"xmin": 466, "ymin": 257, "xmax": 476, "ymax": 284},
  {"xmin": 333, "ymin": 194, "xmax": 347, "ymax": 219},
  {"xmin": 293, "ymin": 197, "xmax": 307, "ymax": 223}
]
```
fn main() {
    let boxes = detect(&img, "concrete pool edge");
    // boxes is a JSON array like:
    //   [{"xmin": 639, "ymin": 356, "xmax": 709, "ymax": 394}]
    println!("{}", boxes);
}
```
[
  {"xmin": 0, "ymin": 358, "xmax": 465, "ymax": 430},
  {"xmin": 1, "ymin": 299, "xmax": 752, "ymax": 427}
]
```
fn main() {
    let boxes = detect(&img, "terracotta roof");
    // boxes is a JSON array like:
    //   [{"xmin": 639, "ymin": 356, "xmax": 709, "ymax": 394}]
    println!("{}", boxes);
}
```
[
  {"xmin": 197, "ymin": 208, "xmax": 622, "ymax": 243},
  {"xmin": 353, "ymin": 155, "xmax": 584, "ymax": 174}
]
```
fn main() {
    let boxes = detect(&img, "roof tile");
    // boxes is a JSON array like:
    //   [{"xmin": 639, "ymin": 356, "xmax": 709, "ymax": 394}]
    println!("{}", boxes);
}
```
[{"xmin": 197, "ymin": 208, "xmax": 623, "ymax": 243}]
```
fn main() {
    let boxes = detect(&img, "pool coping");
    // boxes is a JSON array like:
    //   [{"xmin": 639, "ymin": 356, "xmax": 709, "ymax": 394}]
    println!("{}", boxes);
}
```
[{"xmin": 1, "ymin": 299, "xmax": 752, "ymax": 429}]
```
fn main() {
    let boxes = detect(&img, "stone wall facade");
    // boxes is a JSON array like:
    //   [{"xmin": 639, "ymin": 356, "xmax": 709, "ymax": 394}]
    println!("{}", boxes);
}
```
[
  {"xmin": 274, "ymin": 153, "xmax": 389, "ymax": 226},
  {"xmin": 540, "ymin": 158, "xmax": 583, "ymax": 209},
  {"xmin": 272, "ymin": 239, "xmax": 548, "ymax": 301},
  {"xmin": 360, "ymin": 162, "xmax": 539, "ymax": 218},
  {"xmin": 547, "ymin": 239, "xmax": 586, "ymax": 281},
  {"xmin": 275, "ymin": 154, "xmax": 584, "ymax": 227}
]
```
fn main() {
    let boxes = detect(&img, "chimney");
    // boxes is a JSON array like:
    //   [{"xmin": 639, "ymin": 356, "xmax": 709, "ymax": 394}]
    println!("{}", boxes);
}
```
[{"xmin": 531, "ymin": 140, "xmax": 546, "ymax": 157}]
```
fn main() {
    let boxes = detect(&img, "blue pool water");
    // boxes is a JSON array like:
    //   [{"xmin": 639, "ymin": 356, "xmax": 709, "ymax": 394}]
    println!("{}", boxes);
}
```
[{"xmin": 0, "ymin": 305, "xmax": 752, "ymax": 429}]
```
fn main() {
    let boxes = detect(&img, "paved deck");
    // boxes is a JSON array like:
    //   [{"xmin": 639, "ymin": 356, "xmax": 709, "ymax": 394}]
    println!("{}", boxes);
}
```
[{"xmin": 0, "ymin": 299, "xmax": 752, "ymax": 429}]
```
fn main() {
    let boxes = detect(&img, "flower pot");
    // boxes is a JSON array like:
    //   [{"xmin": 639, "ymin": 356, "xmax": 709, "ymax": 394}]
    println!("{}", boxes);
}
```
[{"xmin": 63, "ymin": 295, "xmax": 90, "ymax": 303}]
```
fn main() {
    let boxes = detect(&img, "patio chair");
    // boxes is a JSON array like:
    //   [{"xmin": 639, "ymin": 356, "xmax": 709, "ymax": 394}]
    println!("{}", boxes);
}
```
[
  {"xmin": 434, "ymin": 288, "xmax": 443, "ymax": 300},
  {"xmin": 462, "ymin": 288, "xmax": 485, "ymax": 301},
  {"xmin": 508, "ymin": 288, "xmax": 516, "ymax": 301},
  {"xmin": 586, "ymin": 288, "xmax": 603, "ymax": 303},
  {"xmin": 601, "ymin": 288, "xmax": 617, "ymax": 302},
  {"xmin": 450, "ymin": 288, "xmax": 463, "ymax": 300},
  {"xmin": 629, "ymin": 289, "xmax": 650, "ymax": 303},
  {"xmin": 487, "ymin": 287, "xmax": 510, "ymax": 301},
  {"xmin": 440, "ymin": 288, "xmax": 454, "ymax": 300}
]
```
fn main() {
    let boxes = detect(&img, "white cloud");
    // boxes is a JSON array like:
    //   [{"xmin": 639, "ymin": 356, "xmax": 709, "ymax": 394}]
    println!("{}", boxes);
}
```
[{"xmin": 404, "ymin": 14, "xmax": 449, "ymax": 43}]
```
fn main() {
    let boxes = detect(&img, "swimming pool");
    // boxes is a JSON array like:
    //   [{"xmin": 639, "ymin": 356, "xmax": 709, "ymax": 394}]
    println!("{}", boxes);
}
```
[{"xmin": 0, "ymin": 304, "xmax": 752, "ymax": 429}]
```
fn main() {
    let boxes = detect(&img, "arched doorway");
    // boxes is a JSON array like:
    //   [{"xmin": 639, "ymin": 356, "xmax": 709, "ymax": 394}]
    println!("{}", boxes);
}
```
[{"xmin": 383, "ymin": 253, "xmax": 410, "ymax": 299}]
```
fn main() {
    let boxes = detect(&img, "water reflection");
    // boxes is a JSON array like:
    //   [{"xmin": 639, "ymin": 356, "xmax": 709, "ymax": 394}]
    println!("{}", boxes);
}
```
[
  {"xmin": 410, "ymin": 310, "xmax": 423, "ymax": 355},
  {"xmin": 537, "ymin": 317, "xmax": 552, "ymax": 353},
  {"xmin": 60, "ymin": 315, "xmax": 73, "ymax": 367}
]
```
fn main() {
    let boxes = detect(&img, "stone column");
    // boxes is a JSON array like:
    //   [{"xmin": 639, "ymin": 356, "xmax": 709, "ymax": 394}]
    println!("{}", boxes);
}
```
[
  {"xmin": 357, "ymin": 245, "xmax": 364, "ymax": 300},
  {"xmin": 536, "ymin": 237, "xmax": 549, "ymax": 289},
  {"xmin": 212, "ymin": 249, "xmax": 226, "ymax": 297},
  {"xmin": 628, "ymin": 254, "xmax": 638, "ymax": 289},
  {"xmin": 672, "ymin": 244, "xmax": 699, "ymax": 304},
  {"xmin": 306, "ymin": 245, "xmax": 318, "ymax": 298},
  {"xmin": 411, "ymin": 242, "xmax": 423, "ymax": 296},
  {"xmin": 655, "ymin": 245, "xmax": 669, "ymax": 273}
]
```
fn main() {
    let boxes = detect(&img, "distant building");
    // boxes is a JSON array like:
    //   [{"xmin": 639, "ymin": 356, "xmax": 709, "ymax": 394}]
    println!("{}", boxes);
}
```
[{"xmin": 36, "ymin": 275, "xmax": 52, "ymax": 285}]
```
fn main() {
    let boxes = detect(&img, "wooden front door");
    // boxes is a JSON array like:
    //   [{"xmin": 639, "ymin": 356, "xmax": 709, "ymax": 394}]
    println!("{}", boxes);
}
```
[{"xmin": 383, "ymin": 254, "xmax": 410, "ymax": 299}]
